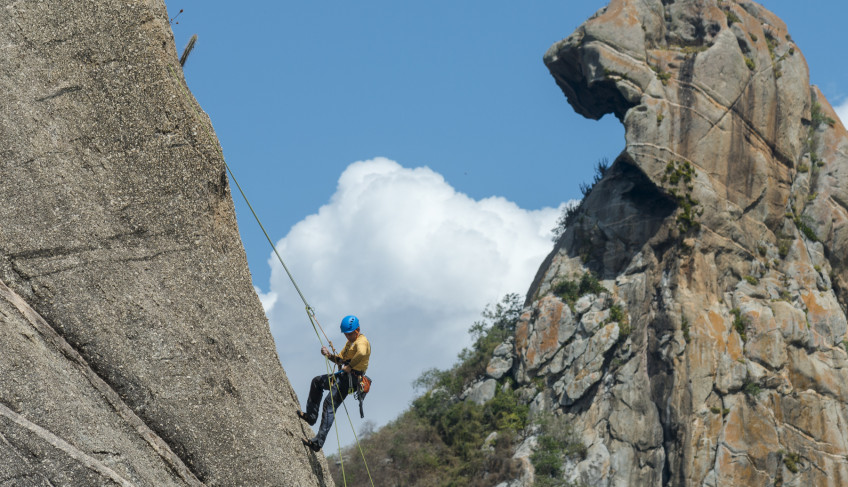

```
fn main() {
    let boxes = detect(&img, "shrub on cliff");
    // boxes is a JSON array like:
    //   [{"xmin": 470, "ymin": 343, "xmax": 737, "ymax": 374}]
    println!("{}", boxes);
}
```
[{"xmin": 531, "ymin": 413, "xmax": 587, "ymax": 487}]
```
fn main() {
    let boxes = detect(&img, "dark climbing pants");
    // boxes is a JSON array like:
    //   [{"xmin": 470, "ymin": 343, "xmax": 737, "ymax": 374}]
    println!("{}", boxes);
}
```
[{"xmin": 305, "ymin": 372, "xmax": 354, "ymax": 447}]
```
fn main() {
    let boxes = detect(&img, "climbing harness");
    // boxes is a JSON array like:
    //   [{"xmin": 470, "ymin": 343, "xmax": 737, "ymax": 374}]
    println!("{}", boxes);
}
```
[
  {"xmin": 167, "ymin": 65, "xmax": 374, "ymax": 487},
  {"xmin": 338, "ymin": 365, "xmax": 372, "ymax": 418}
]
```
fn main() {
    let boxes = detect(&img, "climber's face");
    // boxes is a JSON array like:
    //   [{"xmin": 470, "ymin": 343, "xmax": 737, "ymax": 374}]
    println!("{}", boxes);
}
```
[{"xmin": 344, "ymin": 329, "xmax": 359, "ymax": 342}]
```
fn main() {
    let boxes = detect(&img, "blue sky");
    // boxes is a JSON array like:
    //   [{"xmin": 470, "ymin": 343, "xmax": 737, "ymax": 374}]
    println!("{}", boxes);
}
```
[
  {"xmin": 168, "ymin": 0, "xmax": 621, "ymax": 270},
  {"xmin": 164, "ymin": 1, "xmax": 847, "ymax": 448}
]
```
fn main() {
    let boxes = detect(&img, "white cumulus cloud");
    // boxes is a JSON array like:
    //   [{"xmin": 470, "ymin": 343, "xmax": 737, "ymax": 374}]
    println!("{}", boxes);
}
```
[
  {"xmin": 263, "ymin": 157, "xmax": 568, "ymax": 447},
  {"xmin": 253, "ymin": 286, "xmax": 278, "ymax": 313},
  {"xmin": 836, "ymin": 98, "xmax": 848, "ymax": 128}
]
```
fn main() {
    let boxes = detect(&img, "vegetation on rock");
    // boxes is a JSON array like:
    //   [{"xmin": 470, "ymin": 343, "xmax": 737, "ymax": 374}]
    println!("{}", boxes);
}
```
[
  {"xmin": 661, "ymin": 160, "xmax": 702, "ymax": 233},
  {"xmin": 552, "ymin": 272, "xmax": 606, "ymax": 310},
  {"xmin": 743, "ymin": 380, "xmax": 761, "ymax": 398},
  {"xmin": 552, "ymin": 158, "xmax": 609, "ymax": 241},
  {"xmin": 723, "ymin": 9, "xmax": 741, "ymax": 26},
  {"xmin": 731, "ymin": 308, "xmax": 748, "ymax": 342},
  {"xmin": 531, "ymin": 413, "xmax": 587, "ymax": 487},
  {"xmin": 783, "ymin": 451, "xmax": 801, "ymax": 473},
  {"xmin": 607, "ymin": 303, "xmax": 630, "ymax": 340}
]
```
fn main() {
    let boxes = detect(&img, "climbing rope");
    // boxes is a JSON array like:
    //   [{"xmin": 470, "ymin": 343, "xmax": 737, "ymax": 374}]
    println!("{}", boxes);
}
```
[
  {"xmin": 166, "ymin": 65, "xmax": 374, "ymax": 487},
  {"xmin": 342, "ymin": 402, "xmax": 375, "ymax": 482}
]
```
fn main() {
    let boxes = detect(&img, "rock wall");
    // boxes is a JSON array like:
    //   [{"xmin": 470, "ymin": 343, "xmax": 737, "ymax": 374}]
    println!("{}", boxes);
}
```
[
  {"xmin": 508, "ymin": 1, "xmax": 848, "ymax": 486},
  {"xmin": 0, "ymin": 1, "xmax": 331, "ymax": 485}
]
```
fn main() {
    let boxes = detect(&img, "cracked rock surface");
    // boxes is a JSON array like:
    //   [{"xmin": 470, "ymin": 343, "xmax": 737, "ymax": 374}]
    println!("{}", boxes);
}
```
[
  {"xmin": 507, "ymin": 1, "xmax": 848, "ymax": 486},
  {"xmin": 0, "ymin": 1, "xmax": 331, "ymax": 485}
]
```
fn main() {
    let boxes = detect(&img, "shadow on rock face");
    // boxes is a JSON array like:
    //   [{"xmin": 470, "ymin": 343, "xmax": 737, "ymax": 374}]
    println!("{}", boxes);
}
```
[{"xmin": 561, "ymin": 156, "xmax": 677, "ymax": 279}]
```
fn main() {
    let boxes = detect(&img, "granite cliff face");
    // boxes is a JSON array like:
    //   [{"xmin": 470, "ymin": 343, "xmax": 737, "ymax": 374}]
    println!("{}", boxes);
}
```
[
  {"xmin": 0, "ymin": 1, "xmax": 330, "ymax": 485},
  {"xmin": 501, "ymin": 0, "xmax": 848, "ymax": 485}
]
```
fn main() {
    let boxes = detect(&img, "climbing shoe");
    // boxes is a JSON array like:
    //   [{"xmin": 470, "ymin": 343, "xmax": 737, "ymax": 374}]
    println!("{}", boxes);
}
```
[
  {"xmin": 296, "ymin": 410, "xmax": 316, "ymax": 426},
  {"xmin": 302, "ymin": 437, "xmax": 321, "ymax": 452}
]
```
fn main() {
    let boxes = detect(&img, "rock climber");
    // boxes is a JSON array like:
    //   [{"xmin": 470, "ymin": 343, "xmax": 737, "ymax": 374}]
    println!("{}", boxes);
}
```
[{"xmin": 298, "ymin": 315, "xmax": 371, "ymax": 452}]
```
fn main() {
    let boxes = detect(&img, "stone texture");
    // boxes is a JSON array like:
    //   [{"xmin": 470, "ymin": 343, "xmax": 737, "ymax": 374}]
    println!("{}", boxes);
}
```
[
  {"xmin": 463, "ymin": 379, "xmax": 498, "ymax": 406},
  {"xmin": 487, "ymin": 340, "xmax": 514, "ymax": 379},
  {"xmin": 514, "ymin": 296, "xmax": 577, "ymax": 382},
  {"xmin": 572, "ymin": 442, "xmax": 610, "ymax": 487},
  {"xmin": 511, "ymin": 435, "xmax": 538, "ymax": 487},
  {"xmin": 509, "ymin": 1, "xmax": 848, "ymax": 486},
  {"xmin": 0, "ymin": 1, "xmax": 331, "ymax": 485},
  {"xmin": 555, "ymin": 323, "xmax": 619, "ymax": 406},
  {"xmin": 0, "ymin": 279, "xmax": 203, "ymax": 486}
]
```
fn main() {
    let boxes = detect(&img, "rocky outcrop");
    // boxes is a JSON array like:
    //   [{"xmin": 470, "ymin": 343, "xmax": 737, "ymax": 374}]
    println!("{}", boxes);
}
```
[
  {"xmin": 508, "ymin": 1, "xmax": 848, "ymax": 486},
  {"xmin": 0, "ymin": 1, "xmax": 330, "ymax": 485}
]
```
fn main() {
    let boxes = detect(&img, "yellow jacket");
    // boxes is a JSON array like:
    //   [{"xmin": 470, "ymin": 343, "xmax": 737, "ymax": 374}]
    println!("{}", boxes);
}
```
[{"xmin": 332, "ymin": 334, "xmax": 370, "ymax": 373}]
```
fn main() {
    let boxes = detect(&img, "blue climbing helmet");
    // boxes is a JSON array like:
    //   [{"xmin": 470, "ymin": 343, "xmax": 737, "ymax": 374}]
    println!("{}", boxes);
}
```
[{"xmin": 340, "ymin": 315, "xmax": 360, "ymax": 334}]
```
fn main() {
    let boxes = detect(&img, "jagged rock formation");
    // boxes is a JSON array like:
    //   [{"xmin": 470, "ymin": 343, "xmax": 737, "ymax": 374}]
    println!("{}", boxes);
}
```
[
  {"xmin": 0, "ymin": 1, "xmax": 331, "ymax": 485},
  {"xmin": 502, "ymin": 0, "xmax": 848, "ymax": 485}
]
